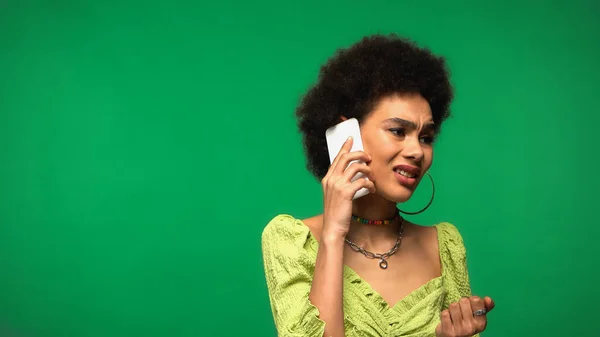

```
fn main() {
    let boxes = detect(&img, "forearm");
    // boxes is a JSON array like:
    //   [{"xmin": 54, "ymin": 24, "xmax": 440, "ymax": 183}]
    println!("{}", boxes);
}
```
[{"xmin": 309, "ymin": 234, "xmax": 346, "ymax": 337}]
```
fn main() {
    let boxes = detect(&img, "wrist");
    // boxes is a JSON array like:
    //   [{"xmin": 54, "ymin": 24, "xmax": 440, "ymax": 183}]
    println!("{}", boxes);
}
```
[{"xmin": 321, "ymin": 230, "xmax": 346, "ymax": 246}]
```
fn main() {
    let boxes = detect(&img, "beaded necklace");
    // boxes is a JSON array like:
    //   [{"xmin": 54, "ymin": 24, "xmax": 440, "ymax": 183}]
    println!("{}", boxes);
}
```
[
  {"xmin": 350, "ymin": 209, "xmax": 401, "ymax": 225},
  {"xmin": 347, "ymin": 209, "xmax": 404, "ymax": 269}
]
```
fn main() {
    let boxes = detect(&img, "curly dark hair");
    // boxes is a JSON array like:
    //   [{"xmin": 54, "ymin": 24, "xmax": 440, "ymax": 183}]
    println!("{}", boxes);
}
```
[{"xmin": 295, "ymin": 34, "xmax": 454, "ymax": 181}]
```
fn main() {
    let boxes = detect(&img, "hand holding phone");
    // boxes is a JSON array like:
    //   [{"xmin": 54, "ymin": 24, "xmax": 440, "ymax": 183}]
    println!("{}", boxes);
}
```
[{"xmin": 325, "ymin": 118, "xmax": 371, "ymax": 200}]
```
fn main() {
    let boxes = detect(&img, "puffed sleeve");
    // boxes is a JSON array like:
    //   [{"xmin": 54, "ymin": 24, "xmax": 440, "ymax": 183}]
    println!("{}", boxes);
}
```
[
  {"xmin": 261, "ymin": 214, "xmax": 328, "ymax": 337},
  {"xmin": 437, "ymin": 222, "xmax": 480, "ymax": 337}
]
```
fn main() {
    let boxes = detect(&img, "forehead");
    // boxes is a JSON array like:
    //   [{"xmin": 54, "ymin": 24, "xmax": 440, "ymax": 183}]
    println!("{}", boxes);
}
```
[{"xmin": 367, "ymin": 93, "xmax": 433, "ymax": 122}]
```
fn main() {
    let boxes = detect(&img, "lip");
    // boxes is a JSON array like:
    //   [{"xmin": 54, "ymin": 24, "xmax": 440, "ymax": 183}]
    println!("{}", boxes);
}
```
[
  {"xmin": 392, "ymin": 164, "xmax": 421, "ymax": 177},
  {"xmin": 394, "ymin": 170, "xmax": 417, "ymax": 188},
  {"xmin": 392, "ymin": 165, "xmax": 421, "ymax": 189}
]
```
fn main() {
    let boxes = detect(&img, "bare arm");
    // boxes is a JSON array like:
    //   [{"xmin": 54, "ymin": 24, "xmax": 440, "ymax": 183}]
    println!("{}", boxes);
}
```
[
  {"xmin": 309, "ymin": 234, "xmax": 346, "ymax": 337},
  {"xmin": 311, "ymin": 136, "xmax": 376, "ymax": 337}
]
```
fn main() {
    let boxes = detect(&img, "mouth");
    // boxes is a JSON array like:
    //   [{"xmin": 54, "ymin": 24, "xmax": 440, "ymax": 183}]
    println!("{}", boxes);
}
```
[{"xmin": 392, "ymin": 165, "xmax": 421, "ymax": 179}]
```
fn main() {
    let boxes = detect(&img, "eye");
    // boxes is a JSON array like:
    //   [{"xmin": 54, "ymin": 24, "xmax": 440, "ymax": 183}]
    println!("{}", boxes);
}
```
[
  {"xmin": 420, "ymin": 135, "xmax": 435, "ymax": 144},
  {"xmin": 389, "ymin": 128, "xmax": 405, "ymax": 137}
]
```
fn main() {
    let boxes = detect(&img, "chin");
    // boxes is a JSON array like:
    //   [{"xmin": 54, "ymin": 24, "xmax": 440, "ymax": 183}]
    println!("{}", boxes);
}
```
[{"xmin": 377, "ymin": 187, "xmax": 414, "ymax": 204}]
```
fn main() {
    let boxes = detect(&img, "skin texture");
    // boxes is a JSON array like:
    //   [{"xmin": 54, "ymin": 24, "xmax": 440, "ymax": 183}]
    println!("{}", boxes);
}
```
[{"xmin": 306, "ymin": 93, "xmax": 495, "ymax": 337}]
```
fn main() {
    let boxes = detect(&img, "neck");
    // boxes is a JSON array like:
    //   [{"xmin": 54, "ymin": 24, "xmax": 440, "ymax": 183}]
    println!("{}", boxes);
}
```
[{"xmin": 346, "ymin": 193, "xmax": 403, "ymax": 250}]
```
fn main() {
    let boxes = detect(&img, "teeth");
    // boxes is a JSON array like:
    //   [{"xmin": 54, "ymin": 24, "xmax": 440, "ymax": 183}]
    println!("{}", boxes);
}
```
[{"xmin": 395, "ymin": 169, "xmax": 416, "ymax": 178}]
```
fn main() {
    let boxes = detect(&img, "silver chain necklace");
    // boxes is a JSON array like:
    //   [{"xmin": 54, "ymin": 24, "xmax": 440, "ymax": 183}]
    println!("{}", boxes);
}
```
[{"xmin": 344, "ymin": 218, "xmax": 404, "ymax": 270}]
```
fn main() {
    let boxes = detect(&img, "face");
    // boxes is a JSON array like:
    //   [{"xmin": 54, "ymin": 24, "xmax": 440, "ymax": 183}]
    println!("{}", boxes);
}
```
[{"xmin": 359, "ymin": 93, "xmax": 435, "ymax": 203}]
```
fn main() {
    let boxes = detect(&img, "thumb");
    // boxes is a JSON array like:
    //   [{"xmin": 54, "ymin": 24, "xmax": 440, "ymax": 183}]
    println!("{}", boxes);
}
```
[{"xmin": 484, "ymin": 296, "xmax": 495, "ymax": 312}]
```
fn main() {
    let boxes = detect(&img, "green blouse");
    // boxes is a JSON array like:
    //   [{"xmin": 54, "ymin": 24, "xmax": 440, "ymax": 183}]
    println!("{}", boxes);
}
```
[{"xmin": 261, "ymin": 214, "xmax": 479, "ymax": 337}]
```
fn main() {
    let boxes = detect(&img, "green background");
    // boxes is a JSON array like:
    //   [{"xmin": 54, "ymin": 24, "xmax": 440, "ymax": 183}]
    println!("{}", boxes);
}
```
[{"xmin": 1, "ymin": 1, "xmax": 598, "ymax": 336}]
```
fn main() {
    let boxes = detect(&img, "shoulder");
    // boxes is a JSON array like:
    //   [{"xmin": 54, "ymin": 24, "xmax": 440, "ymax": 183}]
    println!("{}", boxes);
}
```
[
  {"xmin": 433, "ymin": 223, "xmax": 474, "ymax": 301},
  {"xmin": 401, "ymin": 221, "xmax": 453, "ymax": 271},
  {"xmin": 405, "ymin": 221, "xmax": 440, "ymax": 260},
  {"xmin": 434, "ymin": 222, "xmax": 466, "ymax": 250},
  {"xmin": 261, "ymin": 214, "xmax": 315, "ymax": 253},
  {"xmin": 433, "ymin": 222, "xmax": 469, "ymax": 276}
]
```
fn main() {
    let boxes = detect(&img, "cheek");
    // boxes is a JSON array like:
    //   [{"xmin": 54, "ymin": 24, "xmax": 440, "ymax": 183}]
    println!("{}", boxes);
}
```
[
  {"xmin": 362, "ymin": 130, "xmax": 391, "ymax": 154},
  {"xmin": 368, "ymin": 149, "xmax": 398, "ymax": 176}
]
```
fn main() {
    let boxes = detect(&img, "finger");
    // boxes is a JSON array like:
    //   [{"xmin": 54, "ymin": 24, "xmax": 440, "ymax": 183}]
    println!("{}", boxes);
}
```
[
  {"xmin": 470, "ymin": 296, "xmax": 487, "ymax": 332},
  {"xmin": 459, "ymin": 297, "xmax": 475, "ymax": 332},
  {"xmin": 329, "ymin": 136, "xmax": 354, "ymax": 175},
  {"xmin": 348, "ymin": 177, "xmax": 376, "ymax": 195},
  {"xmin": 323, "ymin": 137, "xmax": 355, "ymax": 188},
  {"xmin": 484, "ymin": 296, "xmax": 495, "ymax": 312},
  {"xmin": 448, "ymin": 302, "xmax": 462, "ymax": 326},
  {"xmin": 342, "ymin": 161, "xmax": 374, "ymax": 182},
  {"xmin": 334, "ymin": 152, "xmax": 371, "ymax": 179},
  {"xmin": 440, "ymin": 309, "xmax": 454, "ymax": 336},
  {"xmin": 470, "ymin": 296, "xmax": 485, "ymax": 314}
]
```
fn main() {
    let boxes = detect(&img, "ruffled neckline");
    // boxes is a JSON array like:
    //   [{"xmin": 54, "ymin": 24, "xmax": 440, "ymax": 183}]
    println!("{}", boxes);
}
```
[
  {"xmin": 342, "ymin": 265, "xmax": 443, "ymax": 318},
  {"xmin": 301, "ymin": 219, "xmax": 447, "ymax": 318}
]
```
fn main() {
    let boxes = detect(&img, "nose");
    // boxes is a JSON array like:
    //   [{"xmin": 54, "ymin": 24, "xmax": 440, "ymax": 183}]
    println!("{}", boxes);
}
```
[{"xmin": 401, "ymin": 136, "xmax": 424, "ymax": 162}]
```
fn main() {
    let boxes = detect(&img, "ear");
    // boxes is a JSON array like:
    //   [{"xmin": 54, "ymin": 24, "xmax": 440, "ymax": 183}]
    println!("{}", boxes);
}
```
[{"xmin": 340, "ymin": 115, "xmax": 348, "ymax": 122}]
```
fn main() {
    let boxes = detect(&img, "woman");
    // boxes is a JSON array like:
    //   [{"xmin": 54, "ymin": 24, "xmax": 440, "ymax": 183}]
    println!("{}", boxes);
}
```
[{"xmin": 261, "ymin": 34, "xmax": 495, "ymax": 337}]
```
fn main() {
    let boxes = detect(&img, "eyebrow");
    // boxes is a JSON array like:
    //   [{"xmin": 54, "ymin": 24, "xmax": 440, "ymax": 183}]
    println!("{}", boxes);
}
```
[{"xmin": 383, "ymin": 117, "xmax": 435, "ymax": 131}]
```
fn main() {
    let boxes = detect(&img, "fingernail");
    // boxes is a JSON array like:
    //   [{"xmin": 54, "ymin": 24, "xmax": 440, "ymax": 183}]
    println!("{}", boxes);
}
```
[{"xmin": 347, "ymin": 136, "xmax": 352, "ymax": 142}]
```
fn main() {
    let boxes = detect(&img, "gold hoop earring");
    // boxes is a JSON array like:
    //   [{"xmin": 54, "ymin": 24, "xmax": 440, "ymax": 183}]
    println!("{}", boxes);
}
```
[{"xmin": 398, "ymin": 171, "xmax": 435, "ymax": 215}]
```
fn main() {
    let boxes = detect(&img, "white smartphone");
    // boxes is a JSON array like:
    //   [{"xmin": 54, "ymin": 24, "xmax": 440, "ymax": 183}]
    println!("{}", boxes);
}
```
[{"xmin": 325, "ymin": 118, "xmax": 370, "ymax": 200}]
